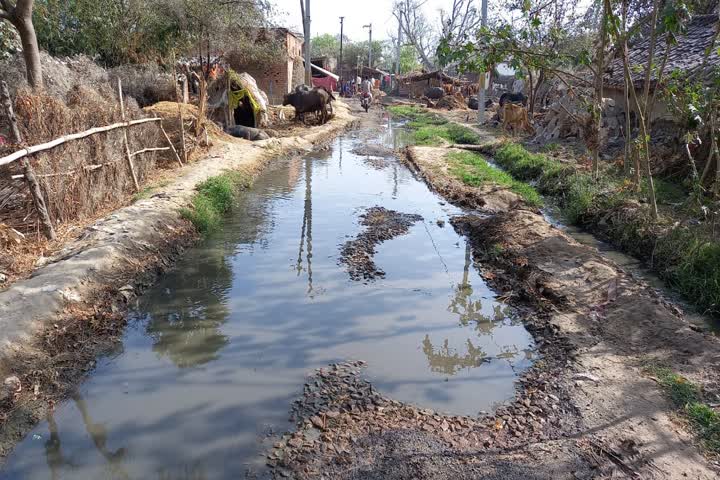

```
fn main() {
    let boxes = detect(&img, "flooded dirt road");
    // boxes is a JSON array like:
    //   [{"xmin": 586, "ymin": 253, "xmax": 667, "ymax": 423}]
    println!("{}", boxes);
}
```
[{"xmin": 1, "ymin": 116, "xmax": 534, "ymax": 479}]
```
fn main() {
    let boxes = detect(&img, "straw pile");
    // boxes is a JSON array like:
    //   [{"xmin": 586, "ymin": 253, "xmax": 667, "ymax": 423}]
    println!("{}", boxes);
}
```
[{"xmin": 0, "ymin": 84, "xmax": 161, "ymax": 236}]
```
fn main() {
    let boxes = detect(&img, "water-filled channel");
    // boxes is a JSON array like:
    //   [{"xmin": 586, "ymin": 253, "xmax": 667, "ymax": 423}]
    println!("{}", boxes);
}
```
[{"xmin": 2, "ymin": 118, "xmax": 535, "ymax": 479}]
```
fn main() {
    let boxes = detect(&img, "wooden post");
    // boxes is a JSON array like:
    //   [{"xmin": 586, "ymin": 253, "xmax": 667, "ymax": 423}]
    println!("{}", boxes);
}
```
[
  {"xmin": 172, "ymin": 55, "xmax": 188, "ymax": 163},
  {"xmin": 159, "ymin": 122, "xmax": 184, "ymax": 168},
  {"xmin": 117, "ymin": 78, "xmax": 140, "ymax": 192},
  {"xmin": 0, "ymin": 81, "xmax": 56, "ymax": 240},
  {"xmin": 226, "ymin": 71, "xmax": 233, "ymax": 128}
]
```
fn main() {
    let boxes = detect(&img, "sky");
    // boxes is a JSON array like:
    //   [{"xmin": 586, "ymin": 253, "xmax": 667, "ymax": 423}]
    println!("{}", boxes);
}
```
[{"xmin": 270, "ymin": 0, "xmax": 452, "ymax": 42}]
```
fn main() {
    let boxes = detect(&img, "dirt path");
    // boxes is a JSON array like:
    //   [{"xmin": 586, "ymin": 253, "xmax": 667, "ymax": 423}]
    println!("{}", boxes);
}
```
[{"xmin": 0, "ymin": 102, "xmax": 356, "ymax": 461}]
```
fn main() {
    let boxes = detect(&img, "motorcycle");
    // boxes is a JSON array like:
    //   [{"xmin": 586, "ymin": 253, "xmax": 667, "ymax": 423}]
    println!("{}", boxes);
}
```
[{"xmin": 360, "ymin": 92, "xmax": 372, "ymax": 113}]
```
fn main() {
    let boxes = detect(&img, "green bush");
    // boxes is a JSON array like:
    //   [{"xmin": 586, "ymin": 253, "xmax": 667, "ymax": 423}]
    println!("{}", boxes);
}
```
[{"xmin": 180, "ymin": 171, "xmax": 251, "ymax": 234}]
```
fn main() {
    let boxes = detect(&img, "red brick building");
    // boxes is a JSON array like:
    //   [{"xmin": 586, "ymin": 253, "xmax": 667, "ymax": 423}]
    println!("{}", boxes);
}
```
[{"xmin": 240, "ymin": 28, "xmax": 305, "ymax": 104}]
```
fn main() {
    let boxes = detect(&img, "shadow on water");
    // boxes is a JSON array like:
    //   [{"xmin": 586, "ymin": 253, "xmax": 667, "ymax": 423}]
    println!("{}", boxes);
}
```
[{"xmin": 2, "ymin": 118, "xmax": 535, "ymax": 479}]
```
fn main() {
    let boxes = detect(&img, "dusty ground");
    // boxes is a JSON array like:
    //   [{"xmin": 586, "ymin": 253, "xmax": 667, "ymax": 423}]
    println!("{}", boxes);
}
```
[
  {"xmin": 267, "ymin": 136, "xmax": 720, "ymax": 479},
  {"xmin": 0, "ymin": 102, "xmax": 357, "ymax": 461},
  {"xmin": 339, "ymin": 207, "xmax": 423, "ymax": 281}
]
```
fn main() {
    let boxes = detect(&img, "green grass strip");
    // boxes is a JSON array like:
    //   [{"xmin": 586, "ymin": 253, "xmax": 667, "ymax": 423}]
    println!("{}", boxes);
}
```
[
  {"xmin": 494, "ymin": 141, "xmax": 720, "ymax": 316},
  {"xmin": 448, "ymin": 151, "xmax": 541, "ymax": 206},
  {"xmin": 180, "ymin": 171, "xmax": 251, "ymax": 234}
]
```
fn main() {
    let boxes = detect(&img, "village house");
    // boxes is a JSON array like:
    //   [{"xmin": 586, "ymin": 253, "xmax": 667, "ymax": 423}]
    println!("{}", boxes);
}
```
[
  {"xmin": 239, "ymin": 28, "xmax": 305, "ymax": 104},
  {"xmin": 603, "ymin": 13, "xmax": 720, "ymax": 124}
]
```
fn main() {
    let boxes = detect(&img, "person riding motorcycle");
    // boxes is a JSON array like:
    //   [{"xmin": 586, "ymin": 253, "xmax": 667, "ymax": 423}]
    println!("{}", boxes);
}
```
[{"xmin": 360, "ymin": 76, "xmax": 373, "ymax": 112}]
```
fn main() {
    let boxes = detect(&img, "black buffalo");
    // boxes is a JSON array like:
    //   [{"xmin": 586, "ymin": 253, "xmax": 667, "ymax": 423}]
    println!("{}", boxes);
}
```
[
  {"xmin": 225, "ymin": 125, "xmax": 270, "ymax": 141},
  {"xmin": 283, "ymin": 86, "xmax": 335, "ymax": 124},
  {"xmin": 468, "ymin": 96, "xmax": 495, "ymax": 110},
  {"xmin": 499, "ymin": 92, "xmax": 527, "ymax": 107},
  {"xmin": 424, "ymin": 86, "xmax": 445, "ymax": 100}
]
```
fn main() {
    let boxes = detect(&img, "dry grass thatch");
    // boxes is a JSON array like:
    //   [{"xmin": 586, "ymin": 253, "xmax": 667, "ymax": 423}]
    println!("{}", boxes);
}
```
[{"xmin": 0, "ymin": 85, "xmax": 162, "ymax": 237}]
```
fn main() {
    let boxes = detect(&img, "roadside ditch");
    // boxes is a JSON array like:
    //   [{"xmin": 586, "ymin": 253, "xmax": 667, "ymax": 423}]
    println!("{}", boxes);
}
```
[{"xmin": 0, "ymin": 103, "xmax": 357, "ymax": 461}]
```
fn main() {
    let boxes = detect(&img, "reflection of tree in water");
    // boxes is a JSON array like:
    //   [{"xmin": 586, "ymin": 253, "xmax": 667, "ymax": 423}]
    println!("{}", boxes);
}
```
[
  {"xmin": 44, "ymin": 392, "xmax": 129, "ymax": 480},
  {"xmin": 145, "ymin": 243, "xmax": 234, "ymax": 368},
  {"xmin": 422, "ymin": 335, "xmax": 489, "ymax": 376},
  {"xmin": 448, "ymin": 242, "xmax": 508, "ymax": 332}
]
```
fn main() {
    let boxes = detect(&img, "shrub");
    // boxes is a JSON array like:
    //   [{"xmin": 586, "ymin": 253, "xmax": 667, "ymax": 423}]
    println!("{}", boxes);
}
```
[{"xmin": 180, "ymin": 171, "xmax": 251, "ymax": 234}]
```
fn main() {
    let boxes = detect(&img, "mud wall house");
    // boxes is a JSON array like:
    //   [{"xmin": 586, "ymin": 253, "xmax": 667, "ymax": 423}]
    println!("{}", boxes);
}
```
[
  {"xmin": 397, "ymin": 71, "xmax": 457, "ymax": 97},
  {"xmin": 603, "ymin": 14, "xmax": 720, "ymax": 128},
  {"xmin": 236, "ymin": 28, "xmax": 305, "ymax": 105}
]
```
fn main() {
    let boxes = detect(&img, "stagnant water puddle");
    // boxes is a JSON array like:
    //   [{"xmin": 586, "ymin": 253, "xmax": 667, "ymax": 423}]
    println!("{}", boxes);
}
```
[{"xmin": 2, "ymin": 119, "xmax": 535, "ymax": 479}]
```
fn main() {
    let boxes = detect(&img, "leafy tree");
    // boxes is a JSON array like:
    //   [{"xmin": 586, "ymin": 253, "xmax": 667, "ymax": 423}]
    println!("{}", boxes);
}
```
[
  {"xmin": 342, "ymin": 40, "xmax": 385, "ymax": 69},
  {"xmin": 311, "ymin": 33, "xmax": 341, "ymax": 57},
  {"xmin": 396, "ymin": 45, "xmax": 420, "ymax": 73}
]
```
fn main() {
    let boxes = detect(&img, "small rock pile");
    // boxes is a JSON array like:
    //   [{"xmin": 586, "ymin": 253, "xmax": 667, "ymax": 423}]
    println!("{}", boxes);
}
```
[
  {"xmin": 268, "ymin": 351, "xmax": 581, "ymax": 479},
  {"xmin": 339, "ymin": 207, "xmax": 423, "ymax": 280}
]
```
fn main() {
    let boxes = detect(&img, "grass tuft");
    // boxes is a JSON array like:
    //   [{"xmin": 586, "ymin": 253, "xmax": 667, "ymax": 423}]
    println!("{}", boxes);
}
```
[
  {"xmin": 646, "ymin": 365, "xmax": 720, "ymax": 453},
  {"xmin": 180, "ymin": 171, "xmax": 251, "ymax": 234},
  {"xmin": 448, "ymin": 151, "xmax": 541, "ymax": 206}
]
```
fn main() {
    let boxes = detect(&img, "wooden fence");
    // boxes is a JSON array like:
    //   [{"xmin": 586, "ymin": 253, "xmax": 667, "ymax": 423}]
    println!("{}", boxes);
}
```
[{"xmin": 0, "ymin": 79, "xmax": 184, "ymax": 241}]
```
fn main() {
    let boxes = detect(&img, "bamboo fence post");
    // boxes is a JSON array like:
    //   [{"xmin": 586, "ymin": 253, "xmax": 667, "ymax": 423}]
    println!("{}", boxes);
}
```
[
  {"xmin": 159, "ymin": 122, "xmax": 184, "ymax": 168},
  {"xmin": 172, "ymin": 55, "xmax": 188, "ymax": 163},
  {"xmin": 0, "ymin": 81, "xmax": 56, "ymax": 240},
  {"xmin": 117, "ymin": 78, "xmax": 140, "ymax": 192}
]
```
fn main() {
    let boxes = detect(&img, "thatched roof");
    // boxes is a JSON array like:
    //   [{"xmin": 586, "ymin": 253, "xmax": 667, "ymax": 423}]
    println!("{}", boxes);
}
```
[
  {"xmin": 605, "ymin": 14, "xmax": 720, "ymax": 89},
  {"xmin": 398, "ymin": 71, "xmax": 458, "ymax": 83}
]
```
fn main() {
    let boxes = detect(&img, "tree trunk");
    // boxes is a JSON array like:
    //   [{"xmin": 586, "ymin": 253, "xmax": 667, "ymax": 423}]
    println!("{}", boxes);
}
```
[
  {"xmin": 5, "ymin": 1, "xmax": 42, "ymax": 90},
  {"xmin": 623, "ymin": 44, "xmax": 658, "ymax": 219},
  {"xmin": 621, "ymin": 0, "xmax": 632, "ymax": 176},
  {"xmin": 592, "ymin": 5, "xmax": 607, "ymax": 180},
  {"xmin": 641, "ymin": 0, "xmax": 661, "ymax": 129}
]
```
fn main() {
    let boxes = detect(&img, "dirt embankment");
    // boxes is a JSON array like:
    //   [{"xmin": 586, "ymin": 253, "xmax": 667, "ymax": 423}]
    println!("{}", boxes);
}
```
[
  {"xmin": 0, "ymin": 102, "xmax": 357, "ymax": 460},
  {"xmin": 268, "ymin": 143, "xmax": 720, "ymax": 479},
  {"xmin": 407, "ymin": 145, "xmax": 720, "ymax": 478}
]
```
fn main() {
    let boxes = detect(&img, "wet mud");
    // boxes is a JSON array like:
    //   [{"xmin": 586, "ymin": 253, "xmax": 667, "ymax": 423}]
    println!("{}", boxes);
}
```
[
  {"xmin": 339, "ymin": 207, "xmax": 423, "ymax": 281},
  {"xmin": 269, "ymin": 361, "xmax": 588, "ymax": 480}
]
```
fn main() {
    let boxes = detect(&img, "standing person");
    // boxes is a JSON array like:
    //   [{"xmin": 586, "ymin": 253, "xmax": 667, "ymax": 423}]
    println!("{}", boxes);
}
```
[{"xmin": 361, "ymin": 76, "xmax": 373, "ymax": 105}]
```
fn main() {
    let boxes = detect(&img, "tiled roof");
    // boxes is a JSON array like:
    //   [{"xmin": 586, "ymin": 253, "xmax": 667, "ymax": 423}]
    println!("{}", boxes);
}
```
[{"xmin": 605, "ymin": 14, "xmax": 720, "ymax": 88}]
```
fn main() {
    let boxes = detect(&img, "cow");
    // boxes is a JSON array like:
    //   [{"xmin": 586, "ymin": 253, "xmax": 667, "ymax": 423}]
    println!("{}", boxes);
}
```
[
  {"xmin": 283, "ymin": 86, "xmax": 335, "ymax": 124},
  {"xmin": 502, "ymin": 103, "xmax": 534, "ymax": 136},
  {"xmin": 499, "ymin": 92, "xmax": 528, "ymax": 107},
  {"xmin": 225, "ymin": 125, "xmax": 270, "ymax": 141}
]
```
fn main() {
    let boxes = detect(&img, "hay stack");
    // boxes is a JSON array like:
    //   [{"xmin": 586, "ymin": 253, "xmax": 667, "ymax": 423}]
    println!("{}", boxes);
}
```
[{"xmin": 0, "ymin": 84, "xmax": 161, "ymax": 236}]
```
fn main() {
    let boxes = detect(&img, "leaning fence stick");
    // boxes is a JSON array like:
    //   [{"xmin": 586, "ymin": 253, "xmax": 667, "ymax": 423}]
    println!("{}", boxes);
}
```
[
  {"xmin": 0, "ymin": 81, "xmax": 57, "ymax": 240},
  {"xmin": 158, "ymin": 122, "xmax": 184, "ymax": 168},
  {"xmin": 130, "ymin": 147, "xmax": 171, "ymax": 158},
  {"xmin": 117, "ymin": 78, "xmax": 140, "ymax": 192},
  {"xmin": 0, "ymin": 118, "xmax": 161, "ymax": 167}
]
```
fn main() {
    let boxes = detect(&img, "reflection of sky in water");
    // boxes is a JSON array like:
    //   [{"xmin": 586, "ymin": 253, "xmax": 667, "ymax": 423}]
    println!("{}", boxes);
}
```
[{"xmin": 2, "ymin": 121, "xmax": 534, "ymax": 480}]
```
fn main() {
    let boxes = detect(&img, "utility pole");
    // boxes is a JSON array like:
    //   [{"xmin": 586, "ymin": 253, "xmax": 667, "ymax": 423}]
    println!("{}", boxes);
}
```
[
  {"xmin": 339, "ymin": 17, "xmax": 344, "ymax": 84},
  {"xmin": 363, "ymin": 23, "xmax": 373, "ymax": 69},
  {"xmin": 477, "ymin": 0, "xmax": 488, "ymax": 124},
  {"xmin": 304, "ymin": 0, "xmax": 312, "ymax": 85},
  {"xmin": 395, "ymin": 12, "xmax": 402, "ymax": 84}
]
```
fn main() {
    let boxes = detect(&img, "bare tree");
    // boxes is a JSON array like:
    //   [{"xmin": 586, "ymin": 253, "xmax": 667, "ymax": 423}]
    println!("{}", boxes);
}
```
[
  {"xmin": 0, "ymin": 0, "xmax": 42, "ymax": 89},
  {"xmin": 393, "ymin": 0, "xmax": 436, "ymax": 71},
  {"xmin": 439, "ymin": 0, "xmax": 482, "ymax": 48}
]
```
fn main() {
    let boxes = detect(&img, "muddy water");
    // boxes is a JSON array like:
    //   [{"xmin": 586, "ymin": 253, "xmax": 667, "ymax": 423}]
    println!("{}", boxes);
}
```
[{"xmin": 2, "ymin": 119, "xmax": 534, "ymax": 479}]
